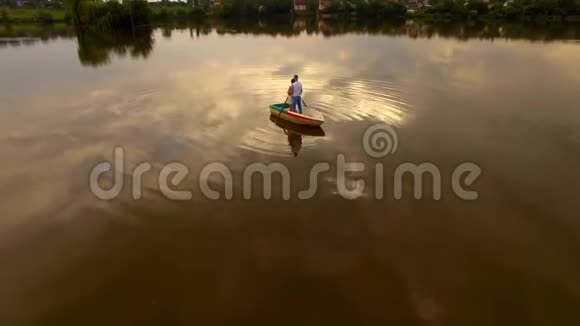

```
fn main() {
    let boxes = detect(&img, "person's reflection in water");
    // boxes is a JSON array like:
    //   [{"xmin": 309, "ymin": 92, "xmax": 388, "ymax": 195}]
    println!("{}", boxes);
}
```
[{"xmin": 287, "ymin": 130, "xmax": 302, "ymax": 157}]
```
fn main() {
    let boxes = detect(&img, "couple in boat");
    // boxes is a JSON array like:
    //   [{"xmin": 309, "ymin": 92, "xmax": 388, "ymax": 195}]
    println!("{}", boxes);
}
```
[{"xmin": 286, "ymin": 74, "xmax": 303, "ymax": 114}]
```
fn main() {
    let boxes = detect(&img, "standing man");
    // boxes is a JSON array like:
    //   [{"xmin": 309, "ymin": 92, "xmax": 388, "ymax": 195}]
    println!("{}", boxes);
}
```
[{"xmin": 291, "ymin": 74, "xmax": 303, "ymax": 114}]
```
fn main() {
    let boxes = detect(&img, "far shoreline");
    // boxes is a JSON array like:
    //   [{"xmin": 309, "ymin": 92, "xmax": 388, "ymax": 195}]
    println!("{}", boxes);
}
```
[{"xmin": 1, "ymin": 3, "xmax": 580, "ymax": 27}]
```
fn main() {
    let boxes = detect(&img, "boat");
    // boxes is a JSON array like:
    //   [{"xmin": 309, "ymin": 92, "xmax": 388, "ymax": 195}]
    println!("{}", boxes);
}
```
[
  {"xmin": 269, "ymin": 115, "xmax": 326, "ymax": 137},
  {"xmin": 269, "ymin": 102, "xmax": 325, "ymax": 127}
]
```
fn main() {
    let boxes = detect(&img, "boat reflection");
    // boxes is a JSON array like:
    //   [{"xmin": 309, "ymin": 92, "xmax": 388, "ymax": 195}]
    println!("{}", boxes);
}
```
[{"xmin": 269, "ymin": 114, "xmax": 325, "ymax": 157}]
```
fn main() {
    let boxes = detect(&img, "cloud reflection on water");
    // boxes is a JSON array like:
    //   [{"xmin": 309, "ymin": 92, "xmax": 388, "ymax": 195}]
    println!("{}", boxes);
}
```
[{"xmin": 0, "ymin": 24, "xmax": 579, "ymax": 227}]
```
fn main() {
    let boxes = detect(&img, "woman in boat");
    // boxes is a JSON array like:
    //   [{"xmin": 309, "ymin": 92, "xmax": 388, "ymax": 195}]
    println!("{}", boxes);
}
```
[{"xmin": 287, "ymin": 78, "xmax": 295, "ymax": 111}]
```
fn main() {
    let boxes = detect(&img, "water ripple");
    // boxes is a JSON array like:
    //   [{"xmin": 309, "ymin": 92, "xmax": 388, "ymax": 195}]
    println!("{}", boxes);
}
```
[
  {"xmin": 234, "ymin": 69, "xmax": 411, "ymax": 157},
  {"xmin": 239, "ymin": 123, "xmax": 325, "ymax": 158}
]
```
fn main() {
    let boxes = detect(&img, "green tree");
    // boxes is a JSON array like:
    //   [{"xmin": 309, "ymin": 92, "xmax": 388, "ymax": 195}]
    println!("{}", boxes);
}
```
[
  {"xmin": 306, "ymin": 0, "xmax": 317, "ymax": 13},
  {"xmin": 1, "ymin": 9, "xmax": 8, "ymax": 23},
  {"xmin": 65, "ymin": 0, "xmax": 151, "ymax": 30},
  {"xmin": 64, "ymin": 0, "xmax": 86, "ymax": 26},
  {"xmin": 199, "ymin": 0, "xmax": 210, "ymax": 11},
  {"xmin": 466, "ymin": 0, "xmax": 489, "ymax": 14},
  {"xmin": 35, "ymin": 10, "xmax": 54, "ymax": 23},
  {"xmin": 433, "ymin": 0, "xmax": 468, "ymax": 17},
  {"xmin": 259, "ymin": 0, "xmax": 292, "ymax": 14}
]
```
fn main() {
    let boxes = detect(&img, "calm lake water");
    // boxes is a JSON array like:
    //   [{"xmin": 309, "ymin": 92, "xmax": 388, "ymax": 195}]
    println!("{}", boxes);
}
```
[{"xmin": 1, "ymin": 20, "xmax": 580, "ymax": 325}]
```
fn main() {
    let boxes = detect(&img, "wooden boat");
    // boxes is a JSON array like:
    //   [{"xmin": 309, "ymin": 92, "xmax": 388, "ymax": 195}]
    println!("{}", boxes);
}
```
[
  {"xmin": 269, "ymin": 114, "xmax": 326, "ymax": 137},
  {"xmin": 269, "ymin": 102, "xmax": 325, "ymax": 127}
]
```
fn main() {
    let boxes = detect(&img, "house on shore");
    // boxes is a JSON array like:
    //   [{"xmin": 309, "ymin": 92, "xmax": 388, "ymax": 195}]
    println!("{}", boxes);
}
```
[
  {"xmin": 211, "ymin": 0, "xmax": 224, "ymax": 8},
  {"xmin": 406, "ymin": 0, "xmax": 432, "ymax": 10},
  {"xmin": 294, "ymin": 0, "xmax": 307, "ymax": 11},
  {"xmin": 15, "ymin": 0, "xmax": 30, "ymax": 7},
  {"xmin": 319, "ymin": 0, "xmax": 334, "ymax": 11}
]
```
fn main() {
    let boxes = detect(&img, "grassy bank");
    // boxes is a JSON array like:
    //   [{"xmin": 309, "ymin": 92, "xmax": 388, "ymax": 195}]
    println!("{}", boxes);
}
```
[
  {"xmin": 0, "ymin": 7, "xmax": 68, "ymax": 23},
  {"xmin": 0, "ymin": 6, "xmax": 207, "ymax": 26},
  {"xmin": 150, "ymin": 6, "xmax": 206, "ymax": 21}
]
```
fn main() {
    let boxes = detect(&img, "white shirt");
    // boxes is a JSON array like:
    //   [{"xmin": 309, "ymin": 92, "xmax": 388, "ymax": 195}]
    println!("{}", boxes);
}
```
[{"xmin": 292, "ymin": 81, "xmax": 303, "ymax": 97}]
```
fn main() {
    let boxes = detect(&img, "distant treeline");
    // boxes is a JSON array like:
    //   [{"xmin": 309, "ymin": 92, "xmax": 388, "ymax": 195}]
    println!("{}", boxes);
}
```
[
  {"xmin": 412, "ymin": 0, "xmax": 580, "ymax": 22},
  {"xmin": 318, "ymin": 0, "xmax": 408, "ymax": 18},
  {"xmin": 1, "ymin": 0, "xmax": 579, "ymax": 28},
  {"xmin": 150, "ymin": 0, "xmax": 295, "ymax": 19},
  {"xmin": 152, "ymin": 0, "xmax": 407, "ymax": 18}
]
